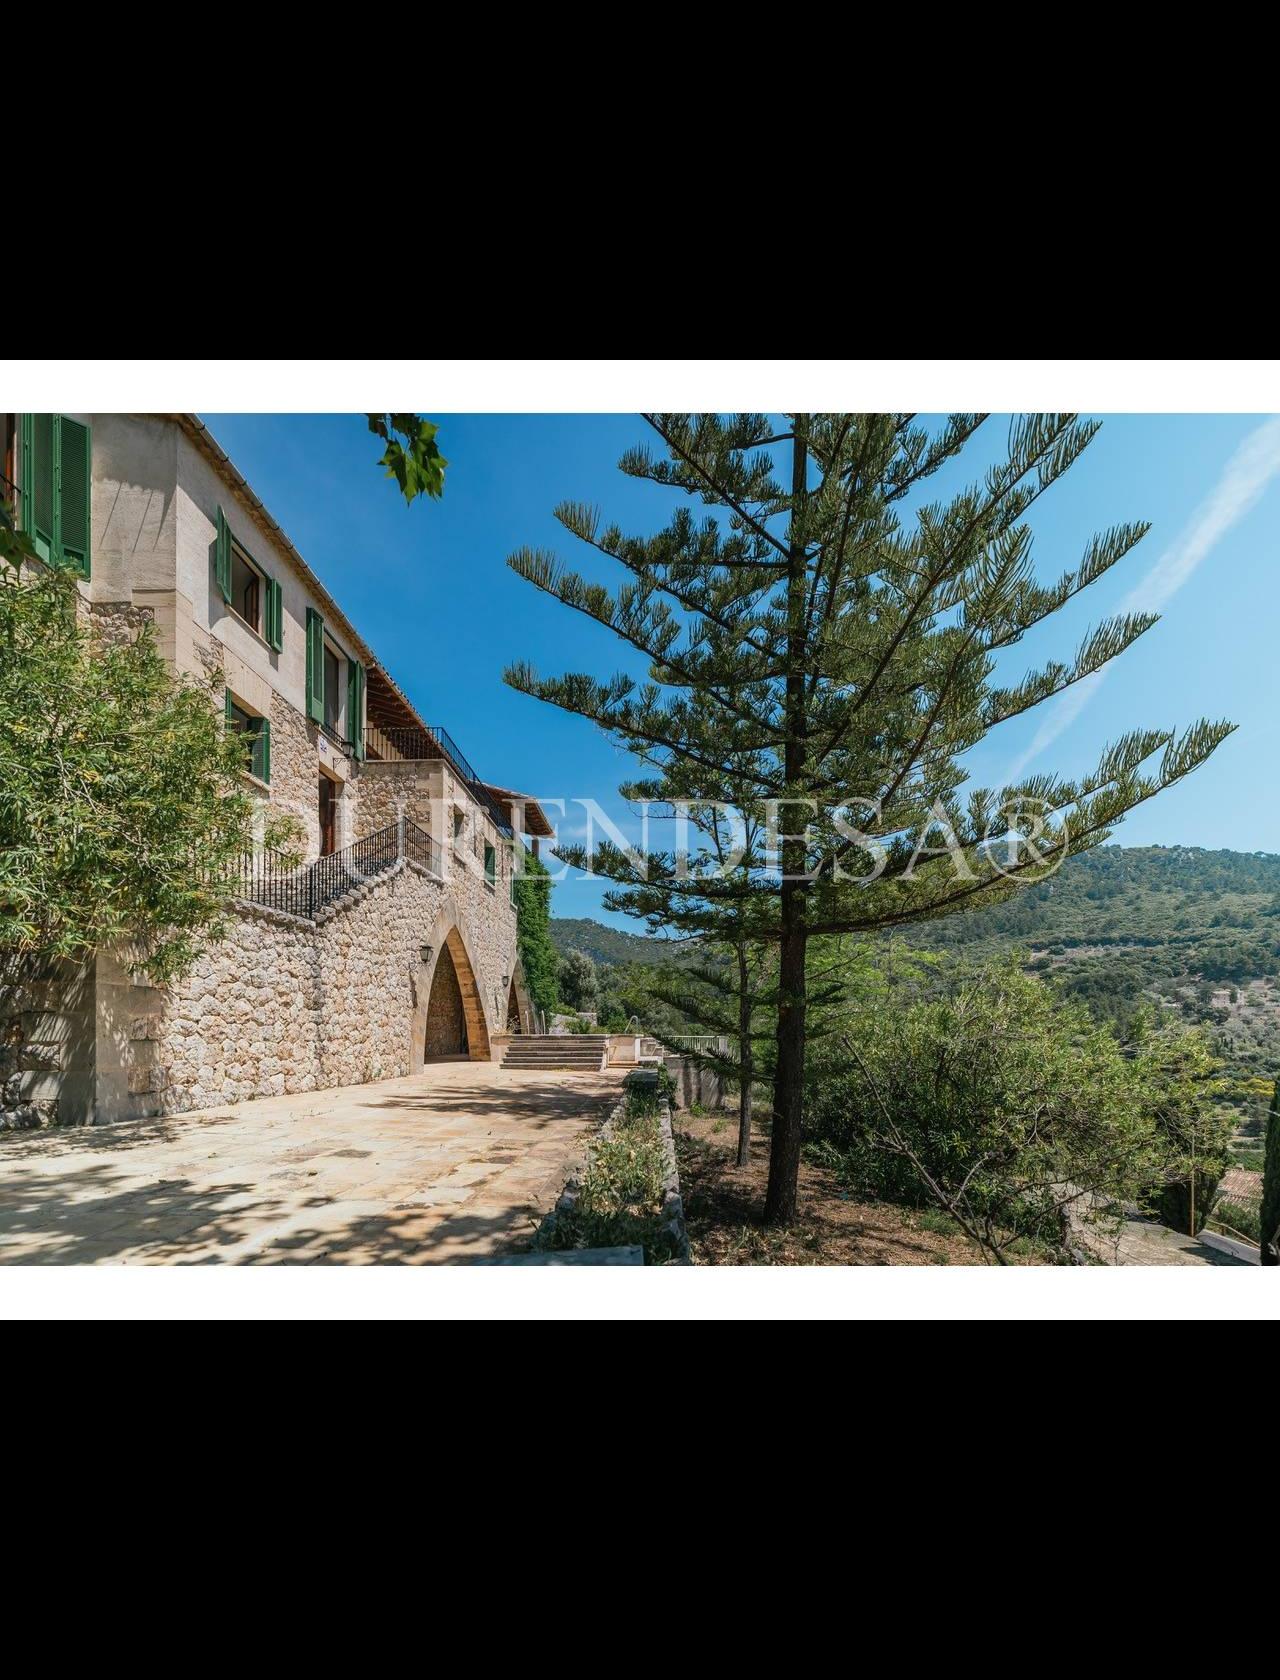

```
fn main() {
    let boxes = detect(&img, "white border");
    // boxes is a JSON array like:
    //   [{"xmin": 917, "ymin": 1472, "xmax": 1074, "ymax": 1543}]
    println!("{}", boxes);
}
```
[
  {"xmin": 2, "ymin": 1264, "xmax": 1274, "ymax": 1320},
  {"xmin": 4, "ymin": 358, "xmax": 1279, "ymax": 412}
]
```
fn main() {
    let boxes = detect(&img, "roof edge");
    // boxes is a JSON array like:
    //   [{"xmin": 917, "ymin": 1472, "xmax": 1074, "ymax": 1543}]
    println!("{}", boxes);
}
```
[{"xmin": 173, "ymin": 414, "xmax": 429, "ymax": 735}]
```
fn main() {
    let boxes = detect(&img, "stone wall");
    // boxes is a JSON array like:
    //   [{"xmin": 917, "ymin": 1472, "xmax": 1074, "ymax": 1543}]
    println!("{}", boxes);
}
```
[
  {"xmin": 110, "ymin": 840, "xmax": 520, "ymax": 1120},
  {"xmin": 0, "ymin": 956, "xmax": 95, "ymax": 1132},
  {"xmin": 78, "ymin": 598, "xmax": 156, "ymax": 648},
  {"xmin": 354, "ymin": 760, "xmax": 443, "ymax": 838}
]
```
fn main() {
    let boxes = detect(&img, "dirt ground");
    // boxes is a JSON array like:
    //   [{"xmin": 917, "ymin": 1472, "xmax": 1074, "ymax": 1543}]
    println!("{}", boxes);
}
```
[{"xmin": 673, "ymin": 1109, "xmax": 988, "ymax": 1266}]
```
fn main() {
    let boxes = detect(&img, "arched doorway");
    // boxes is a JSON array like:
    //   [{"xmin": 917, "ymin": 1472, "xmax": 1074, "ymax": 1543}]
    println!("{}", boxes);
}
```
[
  {"xmin": 507, "ymin": 980, "xmax": 522, "ymax": 1032},
  {"xmin": 419, "ymin": 922, "xmax": 492, "ymax": 1064},
  {"xmin": 424, "ymin": 940, "xmax": 469, "ymax": 1059}
]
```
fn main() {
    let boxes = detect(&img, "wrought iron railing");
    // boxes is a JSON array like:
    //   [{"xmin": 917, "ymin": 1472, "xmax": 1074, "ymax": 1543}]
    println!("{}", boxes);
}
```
[
  {"xmin": 367, "ymin": 723, "xmax": 514, "ymax": 837},
  {"xmin": 212, "ymin": 816, "xmax": 443, "ymax": 920}
]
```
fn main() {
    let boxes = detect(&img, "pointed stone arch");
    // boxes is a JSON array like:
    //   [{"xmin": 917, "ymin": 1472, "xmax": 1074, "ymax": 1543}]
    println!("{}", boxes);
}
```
[
  {"xmin": 414, "ymin": 901, "xmax": 492, "ymax": 1066},
  {"xmin": 443, "ymin": 924, "xmax": 490, "ymax": 1061}
]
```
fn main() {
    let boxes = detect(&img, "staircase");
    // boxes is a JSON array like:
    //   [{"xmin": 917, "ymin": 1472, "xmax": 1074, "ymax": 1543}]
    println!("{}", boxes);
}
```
[{"xmin": 502, "ymin": 1035, "xmax": 608, "ymax": 1073}]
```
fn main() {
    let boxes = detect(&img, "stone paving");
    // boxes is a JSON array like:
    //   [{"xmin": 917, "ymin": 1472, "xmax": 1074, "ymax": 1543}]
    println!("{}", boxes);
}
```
[{"xmin": 0, "ymin": 1063, "xmax": 622, "ymax": 1265}]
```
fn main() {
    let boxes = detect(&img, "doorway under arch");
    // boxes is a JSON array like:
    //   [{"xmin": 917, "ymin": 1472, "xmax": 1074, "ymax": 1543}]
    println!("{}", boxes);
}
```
[
  {"xmin": 424, "ymin": 941, "xmax": 468, "ymax": 1058},
  {"xmin": 422, "ymin": 924, "xmax": 492, "ymax": 1063}
]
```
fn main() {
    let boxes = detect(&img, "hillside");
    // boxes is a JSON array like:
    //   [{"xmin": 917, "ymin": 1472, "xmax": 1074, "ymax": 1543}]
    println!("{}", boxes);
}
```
[
  {"xmin": 549, "ymin": 916, "xmax": 694, "ymax": 968},
  {"xmin": 554, "ymin": 847, "xmax": 1280, "ymax": 1157}
]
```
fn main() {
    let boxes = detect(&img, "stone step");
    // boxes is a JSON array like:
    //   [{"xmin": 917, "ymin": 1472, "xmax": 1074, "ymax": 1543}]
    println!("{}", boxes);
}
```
[
  {"xmin": 502, "ymin": 1034, "xmax": 607, "ymax": 1073},
  {"xmin": 504, "ymin": 1054, "xmax": 605, "ymax": 1066}
]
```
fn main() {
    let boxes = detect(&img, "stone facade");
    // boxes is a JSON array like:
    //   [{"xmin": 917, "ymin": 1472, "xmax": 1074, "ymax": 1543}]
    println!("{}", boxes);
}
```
[
  {"xmin": 3, "ymin": 412, "xmax": 530, "ymax": 1128},
  {"xmin": 89, "ymin": 843, "xmax": 522, "ymax": 1119}
]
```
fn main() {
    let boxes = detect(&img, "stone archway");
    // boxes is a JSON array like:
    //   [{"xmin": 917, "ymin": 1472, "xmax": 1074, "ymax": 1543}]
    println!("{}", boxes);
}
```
[
  {"xmin": 418, "ymin": 920, "xmax": 491, "ymax": 1064},
  {"xmin": 442, "ymin": 925, "xmax": 490, "ymax": 1061},
  {"xmin": 424, "ymin": 940, "xmax": 469, "ymax": 1058}
]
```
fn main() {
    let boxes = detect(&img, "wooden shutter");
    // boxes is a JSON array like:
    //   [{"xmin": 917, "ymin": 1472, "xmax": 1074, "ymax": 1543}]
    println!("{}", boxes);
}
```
[
  {"xmin": 305, "ymin": 608, "xmax": 325, "ymax": 723},
  {"xmin": 23, "ymin": 414, "xmax": 55, "ymax": 563},
  {"xmin": 258, "ymin": 717, "xmax": 271, "ymax": 784},
  {"xmin": 347, "ymin": 659, "xmax": 365, "ymax": 760},
  {"xmin": 215, "ymin": 507, "xmax": 232, "ymax": 602},
  {"xmin": 224, "ymin": 687, "xmax": 234, "ymax": 727},
  {"xmin": 57, "ymin": 417, "xmax": 91, "ymax": 577},
  {"xmin": 265, "ymin": 576, "xmax": 283, "ymax": 651}
]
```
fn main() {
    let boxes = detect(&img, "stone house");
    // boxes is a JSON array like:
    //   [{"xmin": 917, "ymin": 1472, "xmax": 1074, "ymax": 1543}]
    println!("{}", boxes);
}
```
[{"xmin": 1, "ymin": 412, "xmax": 554, "ymax": 1127}]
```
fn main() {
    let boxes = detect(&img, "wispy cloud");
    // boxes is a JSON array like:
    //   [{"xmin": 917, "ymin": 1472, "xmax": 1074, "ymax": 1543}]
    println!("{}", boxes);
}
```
[{"xmin": 1000, "ymin": 416, "xmax": 1280, "ymax": 787}]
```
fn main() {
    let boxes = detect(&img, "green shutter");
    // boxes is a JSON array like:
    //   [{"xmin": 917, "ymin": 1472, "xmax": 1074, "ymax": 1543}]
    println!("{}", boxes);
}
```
[
  {"xmin": 257, "ymin": 717, "xmax": 271, "ymax": 784},
  {"xmin": 225, "ymin": 687, "xmax": 234, "ymax": 727},
  {"xmin": 57, "ymin": 417, "xmax": 91, "ymax": 577},
  {"xmin": 215, "ymin": 507, "xmax": 232, "ymax": 602},
  {"xmin": 265, "ymin": 576, "xmax": 283, "ymax": 651},
  {"xmin": 19, "ymin": 414, "xmax": 33, "ymax": 539},
  {"xmin": 305, "ymin": 608, "xmax": 325, "ymax": 723},
  {"xmin": 24, "ymin": 414, "xmax": 54, "ymax": 563},
  {"xmin": 348, "ymin": 659, "xmax": 365, "ymax": 760}
]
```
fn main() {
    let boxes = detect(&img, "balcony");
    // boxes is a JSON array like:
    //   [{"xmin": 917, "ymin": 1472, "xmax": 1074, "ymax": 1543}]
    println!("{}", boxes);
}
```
[{"xmin": 364, "ymin": 721, "xmax": 513, "ymax": 837}]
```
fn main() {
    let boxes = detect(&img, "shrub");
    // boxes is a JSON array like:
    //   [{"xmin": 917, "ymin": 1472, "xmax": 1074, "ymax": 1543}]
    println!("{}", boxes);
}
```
[{"xmin": 804, "ymin": 960, "xmax": 1222, "ymax": 1262}]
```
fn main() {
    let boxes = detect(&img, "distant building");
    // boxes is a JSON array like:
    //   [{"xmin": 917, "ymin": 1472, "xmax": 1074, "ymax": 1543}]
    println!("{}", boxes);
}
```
[{"xmin": 3, "ymin": 413, "xmax": 554, "ymax": 1125}]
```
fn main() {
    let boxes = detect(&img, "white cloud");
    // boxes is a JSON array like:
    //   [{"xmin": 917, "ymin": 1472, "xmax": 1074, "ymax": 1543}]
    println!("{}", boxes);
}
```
[{"xmin": 1000, "ymin": 416, "xmax": 1280, "ymax": 787}]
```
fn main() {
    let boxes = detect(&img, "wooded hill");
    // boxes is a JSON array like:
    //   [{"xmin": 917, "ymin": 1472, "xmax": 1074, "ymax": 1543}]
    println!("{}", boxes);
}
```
[{"xmin": 554, "ymin": 847, "xmax": 1280, "ymax": 1139}]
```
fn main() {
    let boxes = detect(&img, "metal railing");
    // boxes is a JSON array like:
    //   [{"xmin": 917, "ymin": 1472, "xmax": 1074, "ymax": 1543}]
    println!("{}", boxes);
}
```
[
  {"xmin": 212, "ymin": 816, "xmax": 443, "ymax": 920},
  {"xmin": 366, "ymin": 723, "xmax": 514, "ymax": 837}
]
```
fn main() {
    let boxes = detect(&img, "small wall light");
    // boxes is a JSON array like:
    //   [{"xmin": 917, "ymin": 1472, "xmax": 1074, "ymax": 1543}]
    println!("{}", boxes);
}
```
[{"xmin": 420, "ymin": 944, "xmax": 434, "ymax": 965}]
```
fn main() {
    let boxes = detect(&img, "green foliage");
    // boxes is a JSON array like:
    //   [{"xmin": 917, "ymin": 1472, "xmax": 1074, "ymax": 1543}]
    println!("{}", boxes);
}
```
[
  {"xmin": 366, "ymin": 414, "xmax": 447, "ymax": 504},
  {"xmin": 549, "ymin": 915, "xmax": 696, "ymax": 968},
  {"xmin": 0, "ymin": 519, "xmax": 285, "ymax": 982},
  {"xmin": 505, "ymin": 412, "xmax": 1232, "ymax": 1223},
  {"xmin": 1207, "ymin": 1196, "xmax": 1262, "ymax": 1246},
  {"xmin": 556, "ymin": 946, "xmax": 598, "ymax": 1011},
  {"xmin": 536, "ymin": 1102, "xmax": 678, "ymax": 1262},
  {"xmin": 1130, "ymin": 1016, "xmax": 1233, "ymax": 1235},
  {"xmin": 898, "ymin": 842, "xmax": 1280, "ymax": 1137},
  {"xmin": 805, "ymin": 956, "xmax": 1221, "ymax": 1262},
  {"xmin": 1263, "ymin": 1080, "xmax": 1280, "ymax": 1265},
  {"xmin": 512, "ymin": 849, "xmax": 558, "ymax": 1015}
]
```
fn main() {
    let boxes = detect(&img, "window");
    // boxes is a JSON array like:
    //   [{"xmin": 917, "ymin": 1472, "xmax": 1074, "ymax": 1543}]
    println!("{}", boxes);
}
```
[
  {"xmin": 230, "ymin": 543, "xmax": 262, "ymax": 636},
  {"xmin": 215, "ymin": 509, "xmax": 282, "ymax": 650},
  {"xmin": 226, "ymin": 692, "xmax": 270, "ymax": 784},
  {"xmin": 20, "ymin": 414, "xmax": 91, "ymax": 577},
  {"xmin": 484, "ymin": 843, "xmax": 496, "ymax": 890},
  {"xmin": 453, "ymin": 807, "xmax": 466, "ymax": 847},
  {"xmin": 323, "ymin": 642, "xmax": 341, "ymax": 735}
]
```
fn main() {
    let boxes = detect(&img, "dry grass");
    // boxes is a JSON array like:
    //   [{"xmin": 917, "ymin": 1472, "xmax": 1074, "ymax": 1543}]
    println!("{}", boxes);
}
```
[{"xmin": 674, "ymin": 1109, "xmax": 992, "ymax": 1266}]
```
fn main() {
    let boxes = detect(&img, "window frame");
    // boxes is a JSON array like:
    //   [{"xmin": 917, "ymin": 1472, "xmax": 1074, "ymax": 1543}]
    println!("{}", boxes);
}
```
[
  {"xmin": 226, "ymin": 691, "xmax": 270, "ymax": 785},
  {"xmin": 228, "ymin": 538, "xmax": 266, "ymax": 639},
  {"xmin": 322, "ymin": 635, "xmax": 344, "ymax": 739}
]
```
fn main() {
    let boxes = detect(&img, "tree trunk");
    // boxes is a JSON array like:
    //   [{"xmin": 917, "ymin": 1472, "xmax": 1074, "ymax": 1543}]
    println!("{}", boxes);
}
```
[
  {"xmin": 765, "ymin": 883, "xmax": 807, "ymax": 1222},
  {"xmin": 764, "ymin": 416, "xmax": 810, "ymax": 1226},
  {"xmin": 736, "ymin": 941, "xmax": 752, "ymax": 1169}
]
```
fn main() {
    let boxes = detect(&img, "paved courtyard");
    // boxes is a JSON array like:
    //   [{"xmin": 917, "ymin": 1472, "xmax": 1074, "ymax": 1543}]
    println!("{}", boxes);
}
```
[{"xmin": 0, "ymin": 1063, "xmax": 621, "ymax": 1265}]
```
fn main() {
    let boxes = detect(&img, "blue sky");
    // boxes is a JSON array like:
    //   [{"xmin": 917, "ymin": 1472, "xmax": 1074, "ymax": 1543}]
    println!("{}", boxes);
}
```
[{"xmin": 203, "ymin": 413, "xmax": 1280, "ymax": 927}]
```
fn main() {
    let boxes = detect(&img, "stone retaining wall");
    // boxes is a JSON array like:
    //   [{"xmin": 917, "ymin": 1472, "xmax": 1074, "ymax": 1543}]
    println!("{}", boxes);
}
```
[{"xmin": 4, "ymin": 841, "xmax": 521, "ymax": 1127}]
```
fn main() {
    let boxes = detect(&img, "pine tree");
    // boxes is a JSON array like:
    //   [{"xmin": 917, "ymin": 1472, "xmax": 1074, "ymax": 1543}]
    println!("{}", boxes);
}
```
[
  {"xmin": 1263, "ymin": 1078, "xmax": 1280, "ymax": 1266},
  {"xmin": 505, "ymin": 414, "xmax": 1234, "ymax": 1224}
]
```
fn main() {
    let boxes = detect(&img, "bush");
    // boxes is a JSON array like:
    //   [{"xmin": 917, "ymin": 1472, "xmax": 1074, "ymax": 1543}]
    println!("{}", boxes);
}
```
[
  {"xmin": 804, "ymin": 960, "xmax": 1223, "ymax": 1262},
  {"xmin": 537, "ymin": 1103, "xmax": 678, "ymax": 1263},
  {"xmin": 1207, "ymin": 1196, "xmax": 1262, "ymax": 1245}
]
